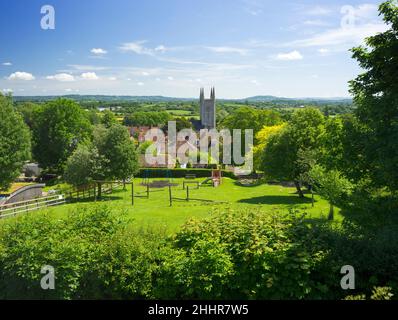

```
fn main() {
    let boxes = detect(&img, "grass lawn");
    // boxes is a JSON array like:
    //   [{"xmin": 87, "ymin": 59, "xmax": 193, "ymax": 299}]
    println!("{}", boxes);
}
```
[{"xmin": 12, "ymin": 178, "xmax": 342, "ymax": 233}]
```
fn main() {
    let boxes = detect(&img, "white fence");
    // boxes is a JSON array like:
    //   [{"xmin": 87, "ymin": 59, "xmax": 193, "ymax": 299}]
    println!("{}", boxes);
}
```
[{"xmin": 0, "ymin": 194, "xmax": 66, "ymax": 219}]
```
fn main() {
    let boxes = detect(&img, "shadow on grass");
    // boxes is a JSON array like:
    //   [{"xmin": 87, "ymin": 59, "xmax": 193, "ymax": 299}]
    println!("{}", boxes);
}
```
[
  {"xmin": 238, "ymin": 195, "xmax": 315, "ymax": 205},
  {"xmin": 68, "ymin": 195, "xmax": 125, "ymax": 203}
]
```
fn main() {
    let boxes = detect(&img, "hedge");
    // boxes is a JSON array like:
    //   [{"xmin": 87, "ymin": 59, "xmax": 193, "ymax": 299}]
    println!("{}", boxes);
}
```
[{"xmin": 135, "ymin": 168, "xmax": 237, "ymax": 179}]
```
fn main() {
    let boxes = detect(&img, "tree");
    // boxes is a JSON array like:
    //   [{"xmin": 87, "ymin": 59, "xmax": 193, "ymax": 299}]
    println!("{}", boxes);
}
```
[
  {"xmin": 64, "ymin": 143, "xmax": 109, "ymax": 187},
  {"xmin": 32, "ymin": 99, "xmax": 92, "ymax": 173},
  {"xmin": 0, "ymin": 94, "xmax": 31, "ymax": 190},
  {"xmin": 309, "ymin": 165, "xmax": 352, "ymax": 220},
  {"xmin": 348, "ymin": 0, "xmax": 398, "ymax": 191},
  {"xmin": 261, "ymin": 108, "xmax": 325, "ymax": 197},
  {"xmin": 95, "ymin": 124, "xmax": 139, "ymax": 182},
  {"xmin": 221, "ymin": 107, "xmax": 282, "ymax": 141},
  {"xmin": 101, "ymin": 110, "xmax": 118, "ymax": 128},
  {"xmin": 253, "ymin": 124, "xmax": 286, "ymax": 171},
  {"xmin": 15, "ymin": 102, "xmax": 42, "ymax": 129}
]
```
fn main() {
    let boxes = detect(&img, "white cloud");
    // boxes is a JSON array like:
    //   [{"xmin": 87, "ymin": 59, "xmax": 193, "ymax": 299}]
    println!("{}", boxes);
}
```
[
  {"xmin": 303, "ymin": 20, "xmax": 330, "ymax": 27},
  {"xmin": 8, "ymin": 72, "xmax": 35, "ymax": 81},
  {"xmin": 167, "ymin": 76, "xmax": 174, "ymax": 80},
  {"xmin": 2, "ymin": 88, "xmax": 13, "ymax": 94},
  {"xmin": 292, "ymin": 23, "xmax": 387, "ymax": 48},
  {"xmin": 108, "ymin": 76, "xmax": 117, "ymax": 81},
  {"xmin": 2, "ymin": 62, "xmax": 12, "ymax": 66},
  {"xmin": 276, "ymin": 50, "xmax": 303, "ymax": 61},
  {"xmin": 91, "ymin": 48, "xmax": 107, "ymax": 55},
  {"xmin": 205, "ymin": 46, "xmax": 249, "ymax": 55},
  {"xmin": 306, "ymin": 6, "xmax": 332, "ymax": 16},
  {"xmin": 119, "ymin": 41, "xmax": 155, "ymax": 56},
  {"xmin": 318, "ymin": 48, "xmax": 330, "ymax": 55},
  {"xmin": 46, "ymin": 73, "xmax": 75, "ymax": 82},
  {"xmin": 154, "ymin": 45, "xmax": 167, "ymax": 53},
  {"xmin": 81, "ymin": 72, "xmax": 99, "ymax": 80},
  {"xmin": 67, "ymin": 64, "xmax": 108, "ymax": 71},
  {"xmin": 137, "ymin": 82, "xmax": 144, "ymax": 86},
  {"xmin": 142, "ymin": 71, "xmax": 150, "ymax": 76},
  {"xmin": 292, "ymin": 4, "xmax": 387, "ymax": 50}
]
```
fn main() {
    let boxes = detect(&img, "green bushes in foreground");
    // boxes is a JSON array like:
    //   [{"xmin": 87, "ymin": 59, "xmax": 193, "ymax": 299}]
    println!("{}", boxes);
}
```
[{"xmin": 0, "ymin": 205, "xmax": 396, "ymax": 299}]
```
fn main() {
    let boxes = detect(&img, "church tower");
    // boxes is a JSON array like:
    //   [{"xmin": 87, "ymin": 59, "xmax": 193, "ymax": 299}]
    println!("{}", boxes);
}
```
[{"xmin": 199, "ymin": 87, "xmax": 216, "ymax": 129}]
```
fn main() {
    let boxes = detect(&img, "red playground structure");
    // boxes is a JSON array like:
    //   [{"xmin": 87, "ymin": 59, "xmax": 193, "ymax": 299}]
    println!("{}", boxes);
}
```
[{"xmin": 211, "ymin": 169, "xmax": 222, "ymax": 187}]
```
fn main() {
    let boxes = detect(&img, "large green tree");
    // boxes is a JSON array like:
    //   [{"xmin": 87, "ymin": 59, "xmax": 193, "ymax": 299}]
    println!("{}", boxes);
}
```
[
  {"xmin": 94, "ymin": 124, "xmax": 139, "ymax": 181},
  {"xmin": 348, "ymin": 0, "xmax": 398, "ymax": 191},
  {"xmin": 64, "ymin": 143, "xmax": 109, "ymax": 187},
  {"xmin": 32, "ymin": 99, "xmax": 92, "ymax": 172},
  {"xmin": 261, "ymin": 108, "xmax": 325, "ymax": 197},
  {"xmin": 0, "ymin": 94, "xmax": 31, "ymax": 190}
]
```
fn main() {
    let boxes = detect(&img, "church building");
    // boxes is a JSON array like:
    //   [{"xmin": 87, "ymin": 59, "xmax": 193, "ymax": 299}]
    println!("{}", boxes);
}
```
[{"xmin": 199, "ymin": 87, "xmax": 216, "ymax": 129}]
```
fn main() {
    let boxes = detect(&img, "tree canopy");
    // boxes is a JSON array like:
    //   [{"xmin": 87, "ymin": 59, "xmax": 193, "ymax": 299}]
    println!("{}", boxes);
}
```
[
  {"xmin": 348, "ymin": 0, "xmax": 398, "ymax": 191},
  {"xmin": 32, "ymin": 99, "xmax": 92, "ymax": 173},
  {"xmin": 0, "ymin": 94, "xmax": 31, "ymax": 190}
]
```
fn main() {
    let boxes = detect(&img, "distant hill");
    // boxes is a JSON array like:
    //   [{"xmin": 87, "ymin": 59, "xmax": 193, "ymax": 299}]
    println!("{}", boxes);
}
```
[
  {"xmin": 13, "ymin": 95, "xmax": 195, "ymax": 103},
  {"xmin": 242, "ymin": 95, "xmax": 352, "ymax": 104},
  {"xmin": 13, "ymin": 94, "xmax": 352, "ymax": 105}
]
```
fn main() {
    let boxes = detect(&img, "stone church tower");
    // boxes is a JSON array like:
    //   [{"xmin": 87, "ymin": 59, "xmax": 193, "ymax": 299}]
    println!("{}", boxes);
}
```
[{"xmin": 199, "ymin": 87, "xmax": 216, "ymax": 129}]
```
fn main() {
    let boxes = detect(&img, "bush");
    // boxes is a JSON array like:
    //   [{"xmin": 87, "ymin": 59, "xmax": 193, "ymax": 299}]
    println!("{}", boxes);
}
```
[
  {"xmin": 0, "ymin": 205, "xmax": 396, "ymax": 300},
  {"xmin": 0, "ymin": 206, "xmax": 161, "ymax": 299},
  {"xmin": 169, "ymin": 208, "xmax": 337, "ymax": 299},
  {"xmin": 137, "ymin": 168, "xmax": 236, "ymax": 179}
]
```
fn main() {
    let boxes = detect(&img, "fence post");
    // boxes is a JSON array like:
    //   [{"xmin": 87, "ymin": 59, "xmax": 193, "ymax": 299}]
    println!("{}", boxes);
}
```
[
  {"xmin": 186, "ymin": 186, "xmax": 189, "ymax": 201},
  {"xmin": 98, "ymin": 183, "xmax": 102, "ymax": 199},
  {"xmin": 169, "ymin": 185, "xmax": 172, "ymax": 207},
  {"xmin": 147, "ymin": 184, "xmax": 149, "ymax": 199},
  {"xmin": 131, "ymin": 182, "xmax": 134, "ymax": 206}
]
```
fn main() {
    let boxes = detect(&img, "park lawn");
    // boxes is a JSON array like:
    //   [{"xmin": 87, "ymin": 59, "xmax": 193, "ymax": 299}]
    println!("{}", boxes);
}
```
[{"xmin": 11, "ymin": 178, "xmax": 342, "ymax": 233}]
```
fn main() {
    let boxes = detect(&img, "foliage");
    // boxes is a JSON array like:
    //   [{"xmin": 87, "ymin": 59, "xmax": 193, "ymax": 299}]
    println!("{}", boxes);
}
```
[
  {"xmin": 0, "ymin": 206, "xmax": 125, "ymax": 299},
  {"xmin": 123, "ymin": 111, "xmax": 171, "ymax": 127},
  {"xmin": 136, "ymin": 168, "xmax": 236, "ymax": 179},
  {"xmin": 348, "ymin": 0, "xmax": 398, "ymax": 191},
  {"xmin": 0, "ymin": 94, "xmax": 31, "ymax": 190},
  {"xmin": 64, "ymin": 143, "xmax": 109, "ymax": 187},
  {"xmin": 31, "ymin": 99, "xmax": 92, "ymax": 172},
  {"xmin": 101, "ymin": 110, "xmax": 118, "ymax": 128},
  {"xmin": 94, "ymin": 124, "xmax": 139, "ymax": 181},
  {"xmin": 169, "ymin": 208, "xmax": 336, "ymax": 299},
  {"xmin": 309, "ymin": 165, "xmax": 353, "ymax": 220},
  {"xmin": 253, "ymin": 124, "xmax": 286, "ymax": 170},
  {"xmin": 261, "ymin": 108, "xmax": 325, "ymax": 196},
  {"xmin": 221, "ymin": 107, "xmax": 282, "ymax": 142}
]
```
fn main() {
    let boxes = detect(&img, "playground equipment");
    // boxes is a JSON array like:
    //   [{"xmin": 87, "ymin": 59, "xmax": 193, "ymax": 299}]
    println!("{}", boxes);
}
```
[
  {"xmin": 182, "ymin": 173, "xmax": 200, "ymax": 190},
  {"xmin": 141, "ymin": 169, "xmax": 173, "ymax": 186},
  {"xmin": 200, "ymin": 169, "xmax": 222, "ymax": 187}
]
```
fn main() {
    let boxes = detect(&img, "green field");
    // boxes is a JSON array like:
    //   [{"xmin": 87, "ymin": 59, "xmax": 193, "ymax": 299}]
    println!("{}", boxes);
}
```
[
  {"xmin": 166, "ymin": 109, "xmax": 197, "ymax": 116},
  {"xmin": 25, "ymin": 178, "xmax": 341, "ymax": 233}
]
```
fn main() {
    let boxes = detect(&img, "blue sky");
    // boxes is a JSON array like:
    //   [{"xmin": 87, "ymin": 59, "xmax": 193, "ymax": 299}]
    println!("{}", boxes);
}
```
[{"xmin": 0, "ymin": 0, "xmax": 389, "ymax": 98}]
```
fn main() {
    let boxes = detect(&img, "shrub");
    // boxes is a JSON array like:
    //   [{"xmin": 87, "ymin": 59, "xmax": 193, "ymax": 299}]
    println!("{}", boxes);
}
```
[
  {"xmin": 0, "ymin": 206, "xmax": 160, "ymax": 299},
  {"xmin": 137, "ymin": 168, "xmax": 236, "ymax": 179},
  {"xmin": 170, "ymin": 208, "xmax": 337, "ymax": 299}
]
